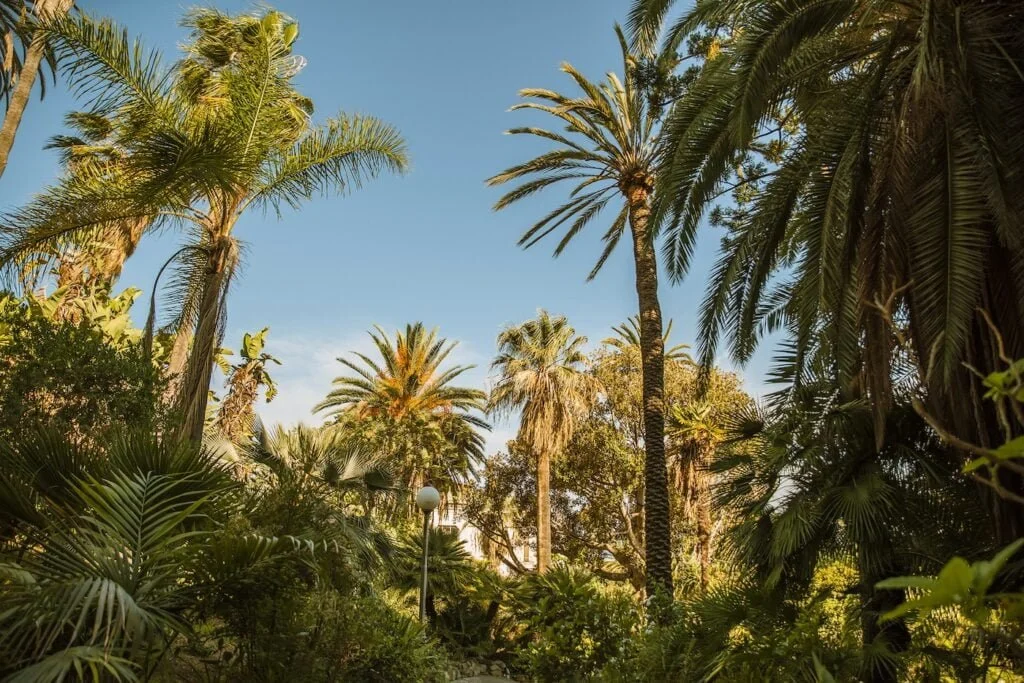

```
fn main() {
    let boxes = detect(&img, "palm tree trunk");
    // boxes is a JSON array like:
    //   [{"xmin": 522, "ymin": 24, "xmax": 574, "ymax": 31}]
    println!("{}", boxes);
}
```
[
  {"xmin": 162, "ymin": 326, "xmax": 192, "ymax": 405},
  {"xmin": 98, "ymin": 216, "xmax": 149, "ymax": 288},
  {"xmin": 628, "ymin": 186, "xmax": 673, "ymax": 609},
  {"xmin": 0, "ymin": 0, "xmax": 71, "ymax": 179},
  {"xmin": 695, "ymin": 450, "xmax": 712, "ymax": 591},
  {"xmin": 176, "ymin": 236, "xmax": 233, "ymax": 442},
  {"xmin": 536, "ymin": 446, "xmax": 552, "ymax": 573},
  {"xmin": 0, "ymin": 36, "xmax": 43, "ymax": 179}
]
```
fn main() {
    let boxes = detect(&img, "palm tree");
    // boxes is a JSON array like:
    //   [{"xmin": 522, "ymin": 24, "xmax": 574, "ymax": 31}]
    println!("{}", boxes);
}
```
[
  {"xmin": 487, "ymin": 26, "xmax": 680, "ymax": 598},
  {"xmin": 40, "ymin": 111, "xmax": 150, "ymax": 291},
  {"xmin": 316, "ymin": 323, "xmax": 488, "ymax": 496},
  {"xmin": 0, "ymin": 9, "xmax": 408, "ymax": 442},
  {"xmin": 489, "ymin": 310, "xmax": 598, "ymax": 573},
  {"xmin": 627, "ymin": 0, "xmax": 1024, "ymax": 539},
  {"xmin": 0, "ymin": 0, "xmax": 71, "ymax": 178},
  {"xmin": 667, "ymin": 401, "xmax": 723, "ymax": 591},
  {"xmin": 215, "ymin": 327, "xmax": 280, "ymax": 443},
  {"xmin": 604, "ymin": 314, "xmax": 691, "ymax": 361}
]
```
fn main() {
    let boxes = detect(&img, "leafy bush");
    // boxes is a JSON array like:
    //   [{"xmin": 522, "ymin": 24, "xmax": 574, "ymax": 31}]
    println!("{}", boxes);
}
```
[
  {"xmin": 190, "ymin": 591, "xmax": 448, "ymax": 682},
  {"xmin": 0, "ymin": 431, "xmax": 302, "ymax": 681},
  {"xmin": 0, "ymin": 293, "xmax": 166, "ymax": 442},
  {"xmin": 602, "ymin": 569, "xmax": 862, "ymax": 682},
  {"xmin": 508, "ymin": 564, "xmax": 639, "ymax": 681}
]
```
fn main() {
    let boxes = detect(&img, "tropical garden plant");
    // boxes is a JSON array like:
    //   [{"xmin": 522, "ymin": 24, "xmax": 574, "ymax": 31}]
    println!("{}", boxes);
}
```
[
  {"xmin": 215, "ymin": 327, "xmax": 280, "ymax": 443},
  {"xmin": 0, "ymin": 429, "xmax": 335, "ymax": 680},
  {"xmin": 489, "ymin": 310, "xmax": 598, "ymax": 574},
  {"xmin": 0, "ymin": 7, "xmax": 408, "ymax": 442},
  {"xmin": 488, "ymin": 27, "xmax": 685, "ymax": 600},
  {"xmin": 317, "ymin": 322, "xmax": 488, "ymax": 502},
  {"xmin": 627, "ymin": 0, "xmax": 1024, "ymax": 540}
]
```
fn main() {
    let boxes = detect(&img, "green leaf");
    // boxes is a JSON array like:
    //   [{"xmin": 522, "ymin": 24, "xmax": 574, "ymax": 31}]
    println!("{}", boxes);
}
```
[
  {"xmin": 993, "ymin": 436, "xmax": 1024, "ymax": 461},
  {"xmin": 812, "ymin": 653, "xmax": 836, "ymax": 683},
  {"xmin": 973, "ymin": 538, "xmax": 1024, "ymax": 594},
  {"xmin": 242, "ymin": 327, "xmax": 269, "ymax": 360}
]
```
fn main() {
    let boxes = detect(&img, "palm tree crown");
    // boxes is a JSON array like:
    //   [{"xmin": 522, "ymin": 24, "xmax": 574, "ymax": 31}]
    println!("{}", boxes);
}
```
[
  {"xmin": 490, "ymin": 310, "xmax": 596, "ymax": 455},
  {"xmin": 316, "ymin": 323, "xmax": 488, "ymax": 494},
  {"xmin": 487, "ymin": 26, "xmax": 670, "ymax": 279},
  {"xmin": 317, "ymin": 322, "xmax": 486, "ymax": 425},
  {"xmin": 604, "ymin": 315, "xmax": 691, "ymax": 362}
]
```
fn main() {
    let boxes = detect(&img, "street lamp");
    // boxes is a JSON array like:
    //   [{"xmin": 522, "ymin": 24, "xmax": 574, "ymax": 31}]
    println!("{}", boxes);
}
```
[{"xmin": 415, "ymin": 485, "xmax": 441, "ymax": 622}]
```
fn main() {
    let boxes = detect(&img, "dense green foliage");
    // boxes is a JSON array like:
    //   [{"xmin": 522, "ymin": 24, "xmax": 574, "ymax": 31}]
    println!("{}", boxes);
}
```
[
  {"xmin": 1, "ymin": 6, "xmax": 407, "ymax": 441},
  {"xmin": 0, "ymin": 290, "xmax": 165, "ymax": 440},
  {"xmin": 1, "ymin": 1, "xmax": 1023, "ymax": 681}
]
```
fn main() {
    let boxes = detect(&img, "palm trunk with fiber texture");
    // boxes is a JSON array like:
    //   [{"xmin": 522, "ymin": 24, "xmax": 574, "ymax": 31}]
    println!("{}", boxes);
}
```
[
  {"xmin": 0, "ymin": 0, "xmax": 72, "ymax": 179},
  {"xmin": 98, "ymin": 216, "xmax": 149, "ymax": 286},
  {"xmin": 695, "ymin": 463, "xmax": 712, "ymax": 591},
  {"xmin": 536, "ymin": 446, "xmax": 551, "ymax": 573},
  {"xmin": 177, "ymin": 236, "xmax": 233, "ymax": 442},
  {"xmin": 628, "ymin": 183, "xmax": 673, "ymax": 608},
  {"xmin": 217, "ymin": 367, "xmax": 258, "ymax": 442},
  {"xmin": 163, "ymin": 327, "xmax": 193, "ymax": 405}
]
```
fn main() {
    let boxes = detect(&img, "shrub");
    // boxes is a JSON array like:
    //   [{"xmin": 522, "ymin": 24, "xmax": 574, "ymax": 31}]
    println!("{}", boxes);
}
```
[
  {"xmin": 601, "ymin": 574, "xmax": 862, "ymax": 682},
  {"xmin": 508, "ymin": 564, "xmax": 640, "ymax": 682},
  {"xmin": 191, "ymin": 591, "xmax": 448, "ymax": 682},
  {"xmin": 0, "ymin": 292, "xmax": 165, "ymax": 441}
]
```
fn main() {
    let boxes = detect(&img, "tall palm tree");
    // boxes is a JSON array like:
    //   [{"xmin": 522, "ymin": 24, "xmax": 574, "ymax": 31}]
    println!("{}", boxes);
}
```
[
  {"xmin": 487, "ymin": 26, "xmax": 681, "ymax": 598},
  {"xmin": 0, "ymin": 9, "xmax": 408, "ymax": 442},
  {"xmin": 0, "ymin": 0, "xmax": 71, "ymax": 178},
  {"xmin": 316, "ymin": 323, "xmax": 488, "ymax": 495},
  {"xmin": 489, "ymin": 310, "xmax": 598, "ymax": 573},
  {"xmin": 627, "ymin": 0, "xmax": 1024, "ymax": 539}
]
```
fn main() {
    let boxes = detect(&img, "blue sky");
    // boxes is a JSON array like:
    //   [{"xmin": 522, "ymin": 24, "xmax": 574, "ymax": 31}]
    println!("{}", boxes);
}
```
[{"xmin": 1, "ymin": 0, "xmax": 774, "ymax": 449}]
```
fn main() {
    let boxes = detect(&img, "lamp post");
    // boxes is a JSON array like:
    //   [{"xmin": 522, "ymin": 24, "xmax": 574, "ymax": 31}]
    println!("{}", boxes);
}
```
[{"xmin": 415, "ymin": 485, "xmax": 440, "ymax": 622}]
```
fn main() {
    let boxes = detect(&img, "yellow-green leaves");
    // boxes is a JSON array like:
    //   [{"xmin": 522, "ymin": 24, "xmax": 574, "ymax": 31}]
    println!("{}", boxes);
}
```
[{"xmin": 875, "ymin": 539, "xmax": 1024, "ymax": 623}]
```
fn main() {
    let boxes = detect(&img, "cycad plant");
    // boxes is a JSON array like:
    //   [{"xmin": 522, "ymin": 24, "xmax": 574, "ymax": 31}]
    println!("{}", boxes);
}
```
[
  {"xmin": 488, "ymin": 25, "xmax": 682, "ymax": 599},
  {"xmin": 627, "ymin": 0, "xmax": 1024, "ymax": 536},
  {"xmin": 0, "ymin": 8, "xmax": 408, "ymax": 442},
  {"xmin": 316, "ymin": 323, "xmax": 488, "ymax": 498},
  {"xmin": 489, "ymin": 310, "xmax": 598, "ymax": 573}
]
